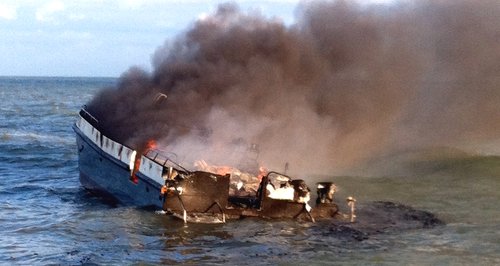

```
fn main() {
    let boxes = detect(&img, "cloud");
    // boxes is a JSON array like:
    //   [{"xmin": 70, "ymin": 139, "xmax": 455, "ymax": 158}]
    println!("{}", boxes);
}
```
[
  {"xmin": 0, "ymin": 0, "xmax": 301, "ymax": 77},
  {"xmin": 0, "ymin": 3, "xmax": 17, "ymax": 20},
  {"xmin": 36, "ymin": 0, "xmax": 65, "ymax": 22}
]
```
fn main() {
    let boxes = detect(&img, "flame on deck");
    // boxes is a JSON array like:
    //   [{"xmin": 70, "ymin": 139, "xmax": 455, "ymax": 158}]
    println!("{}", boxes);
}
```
[{"xmin": 145, "ymin": 139, "xmax": 157, "ymax": 153}]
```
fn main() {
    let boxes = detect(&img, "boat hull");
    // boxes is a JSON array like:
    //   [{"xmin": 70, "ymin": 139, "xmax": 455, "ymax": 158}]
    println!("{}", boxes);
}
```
[
  {"xmin": 74, "ymin": 124, "xmax": 164, "ymax": 209},
  {"xmin": 72, "ymin": 111, "xmax": 340, "ymax": 223}
]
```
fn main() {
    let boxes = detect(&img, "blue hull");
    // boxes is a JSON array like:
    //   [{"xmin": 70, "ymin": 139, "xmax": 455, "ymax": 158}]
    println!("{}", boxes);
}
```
[
  {"xmin": 73, "ymin": 125, "xmax": 164, "ymax": 209},
  {"xmin": 72, "ymin": 112, "xmax": 339, "ymax": 223}
]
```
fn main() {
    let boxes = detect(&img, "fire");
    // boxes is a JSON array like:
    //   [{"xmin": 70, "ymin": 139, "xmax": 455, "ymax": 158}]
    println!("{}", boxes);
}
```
[
  {"xmin": 129, "ymin": 139, "xmax": 157, "ymax": 184},
  {"xmin": 194, "ymin": 160, "xmax": 233, "ymax": 176},
  {"xmin": 145, "ymin": 139, "xmax": 157, "ymax": 153},
  {"xmin": 257, "ymin": 166, "xmax": 268, "ymax": 181},
  {"xmin": 131, "ymin": 158, "xmax": 140, "ymax": 184}
]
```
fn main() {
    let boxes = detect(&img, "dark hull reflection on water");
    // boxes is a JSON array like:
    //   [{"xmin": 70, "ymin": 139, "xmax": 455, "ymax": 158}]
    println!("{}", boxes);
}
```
[{"xmin": 1, "ymin": 77, "xmax": 499, "ymax": 265}]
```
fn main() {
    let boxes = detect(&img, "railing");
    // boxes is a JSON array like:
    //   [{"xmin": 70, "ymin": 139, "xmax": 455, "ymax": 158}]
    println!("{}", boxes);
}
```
[
  {"xmin": 144, "ymin": 149, "xmax": 190, "ymax": 173},
  {"xmin": 79, "ymin": 105, "xmax": 99, "ymax": 126}
]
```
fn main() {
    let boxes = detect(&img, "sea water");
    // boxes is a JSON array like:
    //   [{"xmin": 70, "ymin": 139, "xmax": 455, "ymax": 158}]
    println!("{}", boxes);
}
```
[{"xmin": 0, "ymin": 76, "xmax": 498, "ymax": 265}]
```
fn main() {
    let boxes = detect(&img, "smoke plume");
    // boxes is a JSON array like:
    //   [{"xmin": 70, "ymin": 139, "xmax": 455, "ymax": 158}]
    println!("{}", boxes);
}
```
[{"xmin": 86, "ymin": 0, "xmax": 500, "ymax": 177}]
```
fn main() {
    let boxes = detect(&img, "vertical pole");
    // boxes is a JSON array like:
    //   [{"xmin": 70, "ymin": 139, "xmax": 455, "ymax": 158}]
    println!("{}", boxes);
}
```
[{"xmin": 346, "ymin": 196, "xmax": 356, "ymax": 223}]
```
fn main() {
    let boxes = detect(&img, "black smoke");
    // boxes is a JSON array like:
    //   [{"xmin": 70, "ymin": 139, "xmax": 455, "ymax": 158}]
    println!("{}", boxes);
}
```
[{"xmin": 86, "ymin": 0, "xmax": 500, "ymax": 176}]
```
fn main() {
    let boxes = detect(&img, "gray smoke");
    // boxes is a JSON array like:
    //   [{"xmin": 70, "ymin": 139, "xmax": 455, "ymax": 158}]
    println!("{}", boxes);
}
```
[{"xmin": 86, "ymin": 0, "xmax": 500, "ymax": 176}]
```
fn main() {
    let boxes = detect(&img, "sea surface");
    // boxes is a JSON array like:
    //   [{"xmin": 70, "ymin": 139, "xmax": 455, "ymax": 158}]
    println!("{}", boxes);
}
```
[{"xmin": 0, "ymin": 76, "xmax": 499, "ymax": 265}]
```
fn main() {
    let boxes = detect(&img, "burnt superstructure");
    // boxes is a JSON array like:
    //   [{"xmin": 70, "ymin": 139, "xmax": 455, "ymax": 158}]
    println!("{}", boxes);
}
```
[{"xmin": 73, "ymin": 108, "xmax": 343, "ymax": 223}]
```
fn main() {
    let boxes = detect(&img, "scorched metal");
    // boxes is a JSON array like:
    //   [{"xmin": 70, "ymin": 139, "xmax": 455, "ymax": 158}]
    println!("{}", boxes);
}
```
[{"xmin": 73, "ymin": 107, "xmax": 348, "ymax": 223}]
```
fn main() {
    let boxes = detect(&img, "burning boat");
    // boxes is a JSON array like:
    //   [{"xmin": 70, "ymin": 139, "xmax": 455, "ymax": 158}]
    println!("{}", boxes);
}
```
[{"xmin": 73, "ymin": 107, "xmax": 346, "ymax": 223}]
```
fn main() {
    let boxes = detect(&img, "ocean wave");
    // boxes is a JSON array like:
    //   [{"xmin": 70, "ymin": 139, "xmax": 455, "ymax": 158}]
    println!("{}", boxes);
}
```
[{"xmin": 0, "ymin": 130, "xmax": 74, "ymax": 146}]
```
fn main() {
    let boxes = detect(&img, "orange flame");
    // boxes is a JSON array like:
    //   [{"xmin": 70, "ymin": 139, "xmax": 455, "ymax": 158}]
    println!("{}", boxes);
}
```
[
  {"xmin": 194, "ymin": 160, "xmax": 234, "ymax": 175},
  {"xmin": 130, "ymin": 139, "xmax": 157, "ymax": 185},
  {"xmin": 145, "ymin": 139, "xmax": 157, "ymax": 151},
  {"xmin": 131, "ymin": 158, "xmax": 140, "ymax": 184},
  {"xmin": 140, "ymin": 139, "xmax": 158, "ymax": 156}
]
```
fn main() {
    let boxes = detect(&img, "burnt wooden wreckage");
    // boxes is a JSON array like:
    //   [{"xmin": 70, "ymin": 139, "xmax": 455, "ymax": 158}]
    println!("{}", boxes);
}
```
[{"xmin": 73, "ymin": 108, "xmax": 341, "ymax": 223}]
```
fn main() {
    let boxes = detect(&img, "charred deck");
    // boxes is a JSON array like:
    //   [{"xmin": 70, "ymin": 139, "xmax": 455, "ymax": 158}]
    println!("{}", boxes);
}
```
[{"xmin": 74, "ymin": 109, "xmax": 345, "ymax": 223}]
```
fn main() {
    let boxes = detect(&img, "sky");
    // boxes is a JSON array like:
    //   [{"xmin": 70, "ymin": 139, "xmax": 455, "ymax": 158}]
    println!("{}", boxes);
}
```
[
  {"xmin": 0, "ymin": 0, "xmax": 395, "ymax": 77},
  {"xmin": 0, "ymin": 0, "xmax": 303, "ymax": 77}
]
